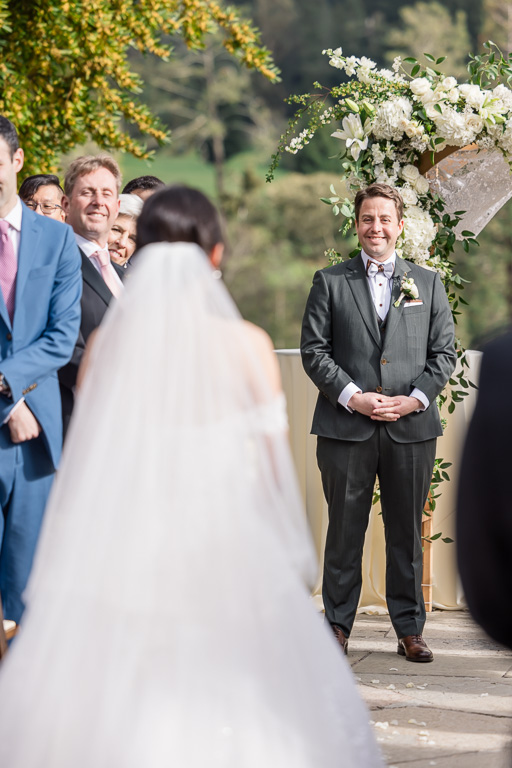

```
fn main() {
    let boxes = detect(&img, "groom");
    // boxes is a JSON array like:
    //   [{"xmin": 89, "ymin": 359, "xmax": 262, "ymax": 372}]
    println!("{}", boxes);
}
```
[{"xmin": 301, "ymin": 183, "xmax": 456, "ymax": 662}]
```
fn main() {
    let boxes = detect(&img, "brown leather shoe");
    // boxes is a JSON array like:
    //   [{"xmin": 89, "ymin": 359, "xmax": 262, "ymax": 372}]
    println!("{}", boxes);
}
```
[
  {"xmin": 397, "ymin": 634, "xmax": 433, "ymax": 663},
  {"xmin": 331, "ymin": 624, "xmax": 348, "ymax": 655}
]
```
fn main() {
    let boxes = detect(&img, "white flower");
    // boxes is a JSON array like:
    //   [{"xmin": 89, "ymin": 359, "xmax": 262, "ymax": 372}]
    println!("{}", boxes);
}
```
[
  {"xmin": 433, "ymin": 105, "xmax": 475, "ymax": 146},
  {"xmin": 401, "ymin": 206, "xmax": 437, "ymax": 264},
  {"xmin": 493, "ymin": 84, "xmax": 512, "ymax": 111},
  {"xmin": 401, "ymin": 164, "xmax": 420, "ymax": 184},
  {"xmin": 331, "ymin": 114, "xmax": 370, "ymax": 160},
  {"xmin": 371, "ymin": 144, "xmax": 386, "ymax": 164},
  {"xmin": 333, "ymin": 47, "xmax": 342, "ymax": 56},
  {"xmin": 379, "ymin": 68, "xmax": 395, "ymax": 80},
  {"xmin": 442, "ymin": 76, "xmax": 457, "ymax": 90},
  {"xmin": 414, "ymin": 175, "xmax": 430, "ymax": 195},
  {"xmin": 400, "ymin": 186, "xmax": 418, "ymax": 206},
  {"xmin": 465, "ymin": 113, "xmax": 484, "ymax": 134},
  {"xmin": 404, "ymin": 121, "xmax": 425, "ymax": 139},
  {"xmin": 359, "ymin": 56, "xmax": 376, "ymax": 70},
  {"xmin": 344, "ymin": 56, "xmax": 358, "ymax": 76},
  {"xmin": 372, "ymin": 97, "xmax": 413, "ymax": 141},
  {"xmin": 392, "ymin": 56, "xmax": 402, "ymax": 73},
  {"xmin": 410, "ymin": 78, "xmax": 432, "ymax": 97},
  {"xmin": 459, "ymin": 83, "xmax": 487, "ymax": 111}
]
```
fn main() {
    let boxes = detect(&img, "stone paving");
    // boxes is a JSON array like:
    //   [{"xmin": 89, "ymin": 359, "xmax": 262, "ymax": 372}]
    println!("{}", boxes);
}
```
[{"xmin": 349, "ymin": 610, "xmax": 512, "ymax": 767}]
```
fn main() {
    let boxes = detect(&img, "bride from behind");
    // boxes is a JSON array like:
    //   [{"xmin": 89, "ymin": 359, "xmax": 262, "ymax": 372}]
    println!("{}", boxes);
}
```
[{"xmin": 0, "ymin": 186, "xmax": 382, "ymax": 767}]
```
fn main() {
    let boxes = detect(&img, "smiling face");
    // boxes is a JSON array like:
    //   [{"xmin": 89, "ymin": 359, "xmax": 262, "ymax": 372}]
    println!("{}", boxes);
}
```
[
  {"xmin": 62, "ymin": 167, "xmax": 120, "ymax": 246},
  {"xmin": 0, "ymin": 137, "xmax": 23, "ymax": 218},
  {"xmin": 107, "ymin": 214, "xmax": 137, "ymax": 265},
  {"xmin": 355, "ymin": 196, "xmax": 404, "ymax": 262}
]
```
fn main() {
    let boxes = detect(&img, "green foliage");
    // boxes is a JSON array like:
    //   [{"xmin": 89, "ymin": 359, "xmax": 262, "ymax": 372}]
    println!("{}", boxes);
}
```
[
  {"xmin": 223, "ymin": 172, "xmax": 343, "ymax": 347},
  {"xmin": 385, "ymin": 1, "xmax": 471, "ymax": 79},
  {"xmin": 0, "ymin": 0, "xmax": 278, "ymax": 175}
]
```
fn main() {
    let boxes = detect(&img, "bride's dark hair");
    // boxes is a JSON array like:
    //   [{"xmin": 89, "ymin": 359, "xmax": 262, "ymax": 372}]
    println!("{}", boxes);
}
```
[{"xmin": 135, "ymin": 185, "xmax": 224, "ymax": 255}]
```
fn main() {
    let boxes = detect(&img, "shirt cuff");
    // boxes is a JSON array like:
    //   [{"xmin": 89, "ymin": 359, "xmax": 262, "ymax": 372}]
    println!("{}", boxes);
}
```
[
  {"xmin": 338, "ymin": 382, "xmax": 362, "ymax": 413},
  {"xmin": 410, "ymin": 387, "xmax": 429, "ymax": 412},
  {"xmin": 2, "ymin": 396, "xmax": 26, "ymax": 425}
]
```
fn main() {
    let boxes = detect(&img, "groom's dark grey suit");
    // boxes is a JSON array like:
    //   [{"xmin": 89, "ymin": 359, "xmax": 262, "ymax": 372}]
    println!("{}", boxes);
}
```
[{"xmin": 301, "ymin": 253, "xmax": 456, "ymax": 638}]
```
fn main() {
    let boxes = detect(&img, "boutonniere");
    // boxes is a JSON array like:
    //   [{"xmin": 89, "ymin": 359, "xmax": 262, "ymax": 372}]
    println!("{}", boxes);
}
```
[{"xmin": 394, "ymin": 275, "xmax": 419, "ymax": 308}]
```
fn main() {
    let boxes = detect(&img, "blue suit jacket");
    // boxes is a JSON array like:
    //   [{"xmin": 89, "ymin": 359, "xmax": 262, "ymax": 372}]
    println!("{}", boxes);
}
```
[{"xmin": 0, "ymin": 203, "xmax": 82, "ymax": 469}]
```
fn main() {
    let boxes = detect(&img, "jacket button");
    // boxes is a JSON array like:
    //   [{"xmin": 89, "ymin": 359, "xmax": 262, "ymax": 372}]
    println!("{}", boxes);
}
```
[
  {"xmin": 376, "ymin": 386, "xmax": 383, "ymax": 393},
  {"xmin": 6, "ymin": 333, "xmax": 12, "ymax": 341},
  {"xmin": 381, "ymin": 358, "xmax": 387, "ymax": 365}
]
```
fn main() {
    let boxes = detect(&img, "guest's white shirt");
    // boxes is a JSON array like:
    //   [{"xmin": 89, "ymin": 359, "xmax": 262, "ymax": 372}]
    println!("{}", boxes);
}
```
[
  {"xmin": 74, "ymin": 233, "xmax": 123, "ymax": 292},
  {"xmin": 338, "ymin": 250, "xmax": 429, "ymax": 412}
]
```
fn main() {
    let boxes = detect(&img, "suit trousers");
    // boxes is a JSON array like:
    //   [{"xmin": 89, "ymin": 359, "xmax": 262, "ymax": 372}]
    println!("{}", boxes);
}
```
[
  {"xmin": 317, "ymin": 425, "xmax": 436, "ymax": 639},
  {"xmin": 0, "ymin": 429, "xmax": 54, "ymax": 622}
]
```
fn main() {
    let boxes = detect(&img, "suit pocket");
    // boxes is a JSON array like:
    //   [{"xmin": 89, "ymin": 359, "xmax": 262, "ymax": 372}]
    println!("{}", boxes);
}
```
[{"xmin": 28, "ymin": 266, "xmax": 54, "ymax": 280}]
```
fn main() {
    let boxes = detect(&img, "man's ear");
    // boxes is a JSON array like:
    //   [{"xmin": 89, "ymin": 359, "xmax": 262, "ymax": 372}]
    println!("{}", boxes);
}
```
[
  {"xmin": 209, "ymin": 242, "xmax": 224, "ymax": 268},
  {"xmin": 61, "ymin": 195, "xmax": 70, "ymax": 215},
  {"xmin": 13, "ymin": 147, "xmax": 24, "ymax": 174}
]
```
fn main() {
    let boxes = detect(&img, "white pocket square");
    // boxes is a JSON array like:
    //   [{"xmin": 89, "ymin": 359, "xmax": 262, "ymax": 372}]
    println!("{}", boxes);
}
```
[{"xmin": 404, "ymin": 300, "xmax": 423, "ymax": 307}]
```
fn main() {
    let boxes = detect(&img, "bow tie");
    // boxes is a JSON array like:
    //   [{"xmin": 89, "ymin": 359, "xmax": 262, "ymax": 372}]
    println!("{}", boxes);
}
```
[{"xmin": 366, "ymin": 260, "xmax": 394, "ymax": 279}]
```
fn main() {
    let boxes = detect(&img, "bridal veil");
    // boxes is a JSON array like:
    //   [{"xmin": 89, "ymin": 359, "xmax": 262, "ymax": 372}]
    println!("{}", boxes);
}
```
[{"xmin": 0, "ymin": 242, "xmax": 382, "ymax": 767}]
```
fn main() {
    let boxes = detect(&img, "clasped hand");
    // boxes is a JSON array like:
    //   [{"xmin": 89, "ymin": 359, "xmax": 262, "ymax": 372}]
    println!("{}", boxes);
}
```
[
  {"xmin": 8, "ymin": 401, "xmax": 41, "ymax": 443},
  {"xmin": 348, "ymin": 392, "xmax": 421, "ymax": 421}
]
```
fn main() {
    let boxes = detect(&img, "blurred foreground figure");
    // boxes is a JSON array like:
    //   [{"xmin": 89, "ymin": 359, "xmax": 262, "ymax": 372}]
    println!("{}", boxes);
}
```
[
  {"xmin": 457, "ymin": 331, "xmax": 512, "ymax": 649},
  {"xmin": 0, "ymin": 118, "xmax": 81, "ymax": 623},
  {"xmin": 0, "ymin": 186, "xmax": 382, "ymax": 768}
]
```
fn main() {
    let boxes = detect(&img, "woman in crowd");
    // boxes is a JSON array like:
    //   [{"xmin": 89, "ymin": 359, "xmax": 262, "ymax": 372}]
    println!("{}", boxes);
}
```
[
  {"xmin": 0, "ymin": 186, "xmax": 382, "ymax": 768},
  {"xmin": 107, "ymin": 193, "xmax": 143, "ymax": 268}
]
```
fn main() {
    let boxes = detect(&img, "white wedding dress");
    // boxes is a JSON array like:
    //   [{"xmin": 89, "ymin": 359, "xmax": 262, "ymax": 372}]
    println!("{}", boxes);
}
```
[{"xmin": 0, "ymin": 243, "xmax": 382, "ymax": 767}]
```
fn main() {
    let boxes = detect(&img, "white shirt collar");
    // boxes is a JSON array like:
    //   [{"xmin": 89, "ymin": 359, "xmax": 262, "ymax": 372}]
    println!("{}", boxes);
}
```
[
  {"xmin": 2, "ymin": 197, "xmax": 22, "ymax": 232},
  {"xmin": 74, "ymin": 233, "xmax": 110, "ymax": 260},
  {"xmin": 361, "ymin": 249, "xmax": 396, "ymax": 272}
]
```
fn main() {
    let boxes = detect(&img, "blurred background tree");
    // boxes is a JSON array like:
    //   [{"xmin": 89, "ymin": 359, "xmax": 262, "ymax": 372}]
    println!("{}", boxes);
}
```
[{"xmin": 7, "ymin": 0, "xmax": 512, "ymax": 350}]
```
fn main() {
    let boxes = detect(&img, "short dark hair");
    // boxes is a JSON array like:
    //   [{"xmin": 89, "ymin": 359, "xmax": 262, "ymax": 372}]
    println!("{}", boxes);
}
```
[
  {"xmin": 354, "ymin": 183, "xmax": 404, "ymax": 223},
  {"xmin": 136, "ymin": 185, "xmax": 223, "ymax": 255},
  {"xmin": 19, "ymin": 174, "xmax": 63, "ymax": 202},
  {"xmin": 122, "ymin": 175, "xmax": 165, "ymax": 194},
  {"xmin": 0, "ymin": 116, "xmax": 20, "ymax": 158}
]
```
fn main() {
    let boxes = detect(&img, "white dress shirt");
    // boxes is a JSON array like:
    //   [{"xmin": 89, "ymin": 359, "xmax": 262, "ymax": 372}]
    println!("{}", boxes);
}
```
[
  {"xmin": 338, "ymin": 250, "xmax": 429, "ymax": 412},
  {"xmin": 74, "ymin": 234, "xmax": 124, "ymax": 292}
]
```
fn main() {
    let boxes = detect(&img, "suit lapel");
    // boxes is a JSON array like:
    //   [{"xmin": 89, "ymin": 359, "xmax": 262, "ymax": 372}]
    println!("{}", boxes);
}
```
[
  {"xmin": 346, "ymin": 254, "xmax": 381, "ymax": 347},
  {"xmin": 382, "ymin": 256, "xmax": 410, "ymax": 346},
  {"xmin": 12, "ymin": 205, "xmax": 41, "ymax": 330},
  {"xmin": 80, "ymin": 249, "xmax": 113, "ymax": 306}
]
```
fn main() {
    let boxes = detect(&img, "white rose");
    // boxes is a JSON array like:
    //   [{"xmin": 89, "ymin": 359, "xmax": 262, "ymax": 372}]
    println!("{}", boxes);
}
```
[
  {"xmin": 401, "ymin": 164, "xmax": 420, "ymax": 184},
  {"xmin": 410, "ymin": 78, "xmax": 432, "ymax": 97},
  {"xmin": 442, "ymin": 76, "xmax": 457, "ymax": 90},
  {"xmin": 404, "ymin": 121, "xmax": 424, "ymax": 139},
  {"xmin": 447, "ymin": 88, "xmax": 460, "ymax": 103},
  {"xmin": 400, "ymin": 186, "xmax": 418, "ymax": 206},
  {"xmin": 414, "ymin": 175, "xmax": 430, "ymax": 195},
  {"xmin": 459, "ymin": 83, "xmax": 486, "ymax": 111},
  {"xmin": 465, "ymin": 113, "xmax": 484, "ymax": 135}
]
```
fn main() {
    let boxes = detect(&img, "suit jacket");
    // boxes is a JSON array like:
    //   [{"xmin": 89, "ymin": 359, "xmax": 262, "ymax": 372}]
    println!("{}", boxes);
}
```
[
  {"xmin": 0, "ymin": 204, "xmax": 82, "ymax": 469},
  {"xmin": 301, "ymin": 253, "xmax": 456, "ymax": 443},
  {"xmin": 59, "ymin": 249, "xmax": 124, "ymax": 433},
  {"xmin": 457, "ymin": 331, "xmax": 512, "ymax": 648}
]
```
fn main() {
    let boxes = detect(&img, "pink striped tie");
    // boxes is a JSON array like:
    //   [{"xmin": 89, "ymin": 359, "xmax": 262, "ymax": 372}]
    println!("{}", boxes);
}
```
[
  {"xmin": 92, "ymin": 250, "xmax": 121, "ymax": 299},
  {"xmin": 0, "ymin": 220, "xmax": 16, "ymax": 323}
]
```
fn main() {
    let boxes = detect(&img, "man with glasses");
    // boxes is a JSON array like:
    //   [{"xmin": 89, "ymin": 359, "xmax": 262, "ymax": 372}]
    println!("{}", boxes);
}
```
[{"xmin": 18, "ymin": 174, "xmax": 65, "ymax": 222}]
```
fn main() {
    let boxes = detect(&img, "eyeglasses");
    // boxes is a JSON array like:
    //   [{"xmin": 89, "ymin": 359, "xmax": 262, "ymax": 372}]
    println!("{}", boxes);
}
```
[{"xmin": 25, "ymin": 201, "xmax": 63, "ymax": 215}]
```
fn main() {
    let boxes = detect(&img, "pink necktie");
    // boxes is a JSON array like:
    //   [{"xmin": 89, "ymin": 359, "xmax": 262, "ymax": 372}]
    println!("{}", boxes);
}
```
[
  {"xmin": 92, "ymin": 250, "xmax": 121, "ymax": 299},
  {"xmin": 0, "ymin": 220, "xmax": 17, "ymax": 323}
]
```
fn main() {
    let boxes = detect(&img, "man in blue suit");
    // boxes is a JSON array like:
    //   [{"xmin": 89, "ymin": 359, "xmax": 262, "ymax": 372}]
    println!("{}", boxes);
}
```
[{"xmin": 0, "ymin": 117, "xmax": 82, "ymax": 623}]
